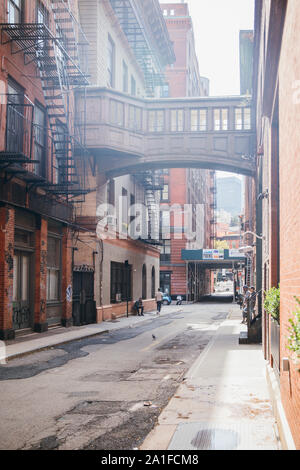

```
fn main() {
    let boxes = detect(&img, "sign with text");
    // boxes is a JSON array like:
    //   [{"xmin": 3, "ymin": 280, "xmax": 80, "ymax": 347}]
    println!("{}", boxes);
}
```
[{"xmin": 203, "ymin": 249, "xmax": 224, "ymax": 260}]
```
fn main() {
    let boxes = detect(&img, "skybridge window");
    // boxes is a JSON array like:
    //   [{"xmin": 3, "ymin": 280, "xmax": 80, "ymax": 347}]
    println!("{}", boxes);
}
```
[
  {"xmin": 171, "ymin": 109, "xmax": 184, "ymax": 132},
  {"xmin": 129, "ymin": 105, "xmax": 142, "ymax": 131},
  {"xmin": 235, "ymin": 107, "xmax": 251, "ymax": 130},
  {"xmin": 214, "ymin": 108, "xmax": 228, "ymax": 131},
  {"xmin": 148, "ymin": 110, "xmax": 164, "ymax": 132},
  {"xmin": 191, "ymin": 109, "xmax": 207, "ymax": 131}
]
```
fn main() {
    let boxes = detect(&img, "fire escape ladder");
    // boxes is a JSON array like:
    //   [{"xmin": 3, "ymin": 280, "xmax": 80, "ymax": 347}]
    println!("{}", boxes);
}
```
[
  {"xmin": 0, "ymin": 1, "xmax": 90, "ymax": 200},
  {"xmin": 135, "ymin": 171, "xmax": 163, "ymax": 243}
]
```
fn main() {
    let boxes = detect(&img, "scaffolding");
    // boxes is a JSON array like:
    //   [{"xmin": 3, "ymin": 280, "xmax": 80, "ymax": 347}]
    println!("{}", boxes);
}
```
[
  {"xmin": 109, "ymin": 0, "xmax": 167, "ymax": 97},
  {"xmin": 0, "ymin": 0, "xmax": 90, "ymax": 202}
]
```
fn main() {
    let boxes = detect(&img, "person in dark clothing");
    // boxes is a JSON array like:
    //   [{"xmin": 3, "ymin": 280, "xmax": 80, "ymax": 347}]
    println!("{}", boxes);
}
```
[
  {"xmin": 134, "ymin": 298, "xmax": 144, "ymax": 316},
  {"xmin": 249, "ymin": 286, "xmax": 256, "ymax": 320}
]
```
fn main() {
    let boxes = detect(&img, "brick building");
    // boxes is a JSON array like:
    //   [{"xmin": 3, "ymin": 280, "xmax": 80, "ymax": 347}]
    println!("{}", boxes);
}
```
[
  {"xmin": 253, "ymin": 0, "xmax": 299, "ymax": 449},
  {"xmin": 159, "ymin": 2, "xmax": 214, "ymax": 300},
  {"xmin": 0, "ymin": 0, "xmax": 89, "ymax": 339},
  {"xmin": 75, "ymin": 0, "xmax": 175, "ymax": 320}
]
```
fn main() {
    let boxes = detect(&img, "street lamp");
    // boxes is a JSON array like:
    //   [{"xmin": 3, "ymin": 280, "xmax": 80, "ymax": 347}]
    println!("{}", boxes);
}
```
[{"xmin": 242, "ymin": 231, "xmax": 265, "ymax": 241}]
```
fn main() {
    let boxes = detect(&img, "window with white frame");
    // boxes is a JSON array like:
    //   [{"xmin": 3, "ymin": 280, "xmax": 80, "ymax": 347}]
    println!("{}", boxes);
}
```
[
  {"xmin": 110, "ymin": 99, "xmax": 124, "ymax": 126},
  {"xmin": 47, "ymin": 236, "xmax": 61, "ymax": 302},
  {"xmin": 171, "ymin": 109, "xmax": 184, "ymax": 132},
  {"xmin": 190, "ymin": 109, "xmax": 207, "ymax": 131},
  {"xmin": 128, "ymin": 105, "xmax": 142, "ymax": 131},
  {"xmin": 214, "ymin": 108, "xmax": 228, "ymax": 131},
  {"xmin": 235, "ymin": 107, "xmax": 251, "ymax": 130},
  {"xmin": 8, "ymin": 0, "xmax": 22, "ymax": 24},
  {"xmin": 149, "ymin": 110, "xmax": 164, "ymax": 132}
]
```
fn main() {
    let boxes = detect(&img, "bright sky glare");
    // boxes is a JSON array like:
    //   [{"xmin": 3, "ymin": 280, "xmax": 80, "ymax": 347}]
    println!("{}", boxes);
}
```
[{"xmin": 160, "ymin": 0, "xmax": 254, "ymax": 96}]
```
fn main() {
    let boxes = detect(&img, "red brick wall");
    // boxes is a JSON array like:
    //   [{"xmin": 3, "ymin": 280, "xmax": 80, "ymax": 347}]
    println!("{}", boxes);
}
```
[
  {"xmin": 0, "ymin": 206, "xmax": 15, "ymax": 338},
  {"xmin": 278, "ymin": 0, "xmax": 300, "ymax": 449},
  {"xmin": 34, "ymin": 218, "xmax": 48, "ymax": 330}
]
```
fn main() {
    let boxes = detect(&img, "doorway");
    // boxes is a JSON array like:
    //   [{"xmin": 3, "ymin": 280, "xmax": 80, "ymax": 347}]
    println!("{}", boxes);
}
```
[{"xmin": 12, "ymin": 251, "xmax": 33, "ymax": 330}]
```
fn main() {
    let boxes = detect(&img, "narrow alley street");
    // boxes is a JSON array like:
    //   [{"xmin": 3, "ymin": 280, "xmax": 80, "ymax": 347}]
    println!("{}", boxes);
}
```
[{"xmin": 0, "ymin": 302, "xmax": 279, "ymax": 451}]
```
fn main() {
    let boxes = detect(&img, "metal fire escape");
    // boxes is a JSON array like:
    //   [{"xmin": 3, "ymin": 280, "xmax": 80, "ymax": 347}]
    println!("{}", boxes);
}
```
[
  {"xmin": 0, "ymin": 0, "xmax": 90, "ymax": 201},
  {"xmin": 109, "ymin": 0, "xmax": 167, "ymax": 97},
  {"xmin": 135, "ymin": 171, "xmax": 164, "ymax": 243}
]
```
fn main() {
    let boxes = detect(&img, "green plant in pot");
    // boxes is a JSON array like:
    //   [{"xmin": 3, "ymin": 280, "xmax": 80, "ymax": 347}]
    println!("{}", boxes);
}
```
[
  {"xmin": 287, "ymin": 297, "xmax": 300, "ymax": 370},
  {"xmin": 264, "ymin": 286, "xmax": 280, "ymax": 323}
]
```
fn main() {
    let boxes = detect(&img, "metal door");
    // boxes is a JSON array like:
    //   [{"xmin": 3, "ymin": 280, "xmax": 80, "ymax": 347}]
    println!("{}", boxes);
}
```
[{"xmin": 72, "ymin": 269, "xmax": 96, "ymax": 326}]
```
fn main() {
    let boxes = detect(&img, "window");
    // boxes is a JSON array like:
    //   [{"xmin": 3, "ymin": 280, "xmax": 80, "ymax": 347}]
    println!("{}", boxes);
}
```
[
  {"xmin": 191, "ymin": 109, "xmax": 207, "ymax": 131},
  {"xmin": 160, "ymin": 210, "xmax": 170, "ymax": 239},
  {"xmin": 235, "ymin": 107, "xmax": 251, "ymax": 130},
  {"xmin": 170, "ymin": 9, "xmax": 175, "ymax": 16},
  {"xmin": 122, "ymin": 60, "xmax": 128, "ymax": 93},
  {"xmin": 6, "ymin": 78, "xmax": 24, "ymax": 154},
  {"xmin": 160, "ymin": 240, "xmax": 171, "ymax": 263},
  {"xmin": 128, "ymin": 105, "xmax": 142, "ymax": 131},
  {"xmin": 131, "ymin": 76, "xmax": 136, "ymax": 96},
  {"xmin": 214, "ymin": 108, "xmax": 228, "ymax": 131},
  {"xmin": 151, "ymin": 266, "xmax": 155, "ymax": 298},
  {"xmin": 142, "ymin": 264, "xmax": 147, "ymax": 299},
  {"xmin": 107, "ymin": 34, "xmax": 115, "ymax": 88},
  {"xmin": 149, "ymin": 110, "xmax": 164, "ymax": 132},
  {"xmin": 121, "ymin": 187, "xmax": 128, "ymax": 233},
  {"xmin": 8, "ymin": 0, "xmax": 22, "ymax": 24},
  {"xmin": 110, "ymin": 99, "xmax": 124, "ymax": 126},
  {"xmin": 33, "ymin": 103, "xmax": 46, "ymax": 177},
  {"xmin": 161, "ymin": 184, "xmax": 169, "ymax": 202},
  {"xmin": 108, "ymin": 179, "xmax": 115, "ymax": 207},
  {"xmin": 37, "ymin": 1, "xmax": 49, "ymax": 25},
  {"xmin": 47, "ymin": 236, "xmax": 61, "ymax": 302},
  {"xmin": 163, "ymin": 9, "xmax": 168, "ymax": 16},
  {"xmin": 111, "ymin": 261, "xmax": 132, "ymax": 303},
  {"xmin": 171, "ymin": 109, "xmax": 184, "ymax": 132}
]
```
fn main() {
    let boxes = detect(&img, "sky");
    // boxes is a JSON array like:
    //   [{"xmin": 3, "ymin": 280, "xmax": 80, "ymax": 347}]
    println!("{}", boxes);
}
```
[
  {"xmin": 160, "ymin": 0, "xmax": 254, "ymax": 96},
  {"xmin": 160, "ymin": 1, "xmax": 254, "ymax": 203}
]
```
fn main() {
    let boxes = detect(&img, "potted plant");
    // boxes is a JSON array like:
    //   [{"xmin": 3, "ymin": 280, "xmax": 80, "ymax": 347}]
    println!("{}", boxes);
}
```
[
  {"xmin": 264, "ymin": 286, "xmax": 280, "ymax": 373},
  {"xmin": 287, "ymin": 297, "xmax": 300, "ymax": 371}
]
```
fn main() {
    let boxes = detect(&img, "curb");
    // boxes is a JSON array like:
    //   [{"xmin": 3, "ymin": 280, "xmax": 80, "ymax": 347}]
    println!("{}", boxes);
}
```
[{"xmin": 5, "ymin": 329, "xmax": 110, "ymax": 362}]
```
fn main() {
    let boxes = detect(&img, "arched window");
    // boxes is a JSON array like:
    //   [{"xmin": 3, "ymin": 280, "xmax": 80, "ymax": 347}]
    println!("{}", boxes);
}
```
[
  {"xmin": 151, "ymin": 266, "xmax": 155, "ymax": 298},
  {"xmin": 142, "ymin": 264, "xmax": 147, "ymax": 299}
]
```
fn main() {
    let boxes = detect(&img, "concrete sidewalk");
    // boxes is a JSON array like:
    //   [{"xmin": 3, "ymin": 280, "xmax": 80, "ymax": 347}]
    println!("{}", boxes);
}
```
[
  {"xmin": 2, "ymin": 305, "xmax": 183, "ymax": 362},
  {"xmin": 140, "ymin": 305, "xmax": 281, "ymax": 451}
]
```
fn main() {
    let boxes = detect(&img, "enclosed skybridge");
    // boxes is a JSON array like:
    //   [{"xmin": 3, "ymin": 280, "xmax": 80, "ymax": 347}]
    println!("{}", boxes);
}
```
[{"xmin": 75, "ymin": 88, "xmax": 255, "ymax": 177}]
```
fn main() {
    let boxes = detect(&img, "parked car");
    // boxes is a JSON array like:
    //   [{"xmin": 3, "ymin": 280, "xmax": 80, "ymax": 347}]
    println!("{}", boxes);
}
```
[{"xmin": 163, "ymin": 293, "xmax": 172, "ymax": 305}]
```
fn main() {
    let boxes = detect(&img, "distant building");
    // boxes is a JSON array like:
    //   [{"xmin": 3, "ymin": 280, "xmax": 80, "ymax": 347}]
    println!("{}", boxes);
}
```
[
  {"xmin": 159, "ymin": 2, "xmax": 214, "ymax": 301},
  {"xmin": 216, "ymin": 176, "xmax": 243, "ymax": 217}
]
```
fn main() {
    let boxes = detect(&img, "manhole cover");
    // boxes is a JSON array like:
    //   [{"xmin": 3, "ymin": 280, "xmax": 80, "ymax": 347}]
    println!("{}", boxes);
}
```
[
  {"xmin": 168, "ymin": 422, "xmax": 277, "ymax": 450},
  {"xmin": 169, "ymin": 423, "xmax": 239, "ymax": 450}
]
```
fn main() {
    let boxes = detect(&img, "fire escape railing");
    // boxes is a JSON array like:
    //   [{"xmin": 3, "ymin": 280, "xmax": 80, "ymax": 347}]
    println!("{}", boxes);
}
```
[{"xmin": 0, "ymin": 0, "xmax": 91, "ymax": 203}]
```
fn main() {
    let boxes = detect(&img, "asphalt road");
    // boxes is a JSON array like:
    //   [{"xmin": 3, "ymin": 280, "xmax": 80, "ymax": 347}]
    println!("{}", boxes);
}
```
[{"xmin": 0, "ymin": 302, "xmax": 231, "ymax": 450}]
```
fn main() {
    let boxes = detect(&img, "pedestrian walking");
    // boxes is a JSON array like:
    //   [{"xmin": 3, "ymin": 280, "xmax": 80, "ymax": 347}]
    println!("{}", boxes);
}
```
[
  {"xmin": 176, "ymin": 295, "xmax": 182, "ymax": 305},
  {"xmin": 241, "ymin": 285, "xmax": 250, "ymax": 324},
  {"xmin": 155, "ymin": 288, "xmax": 163, "ymax": 315},
  {"xmin": 249, "ymin": 286, "xmax": 256, "ymax": 320}
]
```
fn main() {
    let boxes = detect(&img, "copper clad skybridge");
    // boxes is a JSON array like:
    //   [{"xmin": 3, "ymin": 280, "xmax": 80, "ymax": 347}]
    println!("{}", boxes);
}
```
[{"xmin": 76, "ymin": 88, "xmax": 255, "ymax": 178}]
